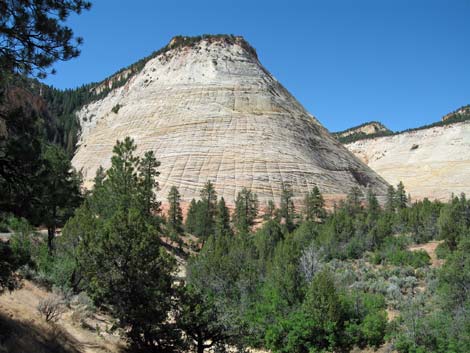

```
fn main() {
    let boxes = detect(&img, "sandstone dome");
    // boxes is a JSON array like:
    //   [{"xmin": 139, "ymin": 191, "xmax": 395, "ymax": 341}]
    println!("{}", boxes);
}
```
[{"xmin": 72, "ymin": 35, "xmax": 389, "ymax": 206}]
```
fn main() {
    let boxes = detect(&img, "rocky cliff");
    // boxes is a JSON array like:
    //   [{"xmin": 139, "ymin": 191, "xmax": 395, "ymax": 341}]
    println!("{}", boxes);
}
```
[
  {"xmin": 345, "ymin": 121, "xmax": 470, "ymax": 200},
  {"xmin": 72, "ymin": 35, "xmax": 389, "ymax": 206}
]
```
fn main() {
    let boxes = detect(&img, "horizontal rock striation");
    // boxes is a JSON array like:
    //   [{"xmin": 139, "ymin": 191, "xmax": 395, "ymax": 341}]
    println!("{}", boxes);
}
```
[{"xmin": 72, "ymin": 36, "xmax": 389, "ymax": 206}]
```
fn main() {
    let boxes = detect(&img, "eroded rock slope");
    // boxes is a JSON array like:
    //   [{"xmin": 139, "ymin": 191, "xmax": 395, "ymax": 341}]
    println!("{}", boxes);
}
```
[
  {"xmin": 346, "ymin": 121, "xmax": 470, "ymax": 200},
  {"xmin": 72, "ymin": 36, "xmax": 388, "ymax": 205}
]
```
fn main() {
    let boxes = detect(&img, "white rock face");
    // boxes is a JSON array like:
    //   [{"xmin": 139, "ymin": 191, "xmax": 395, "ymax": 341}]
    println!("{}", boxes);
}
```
[
  {"xmin": 346, "ymin": 121, "xmax": 470, "ymax": 201},
  {"xmin": 72, "ymin": 36, "xmax": 389, "ymax": 206}
]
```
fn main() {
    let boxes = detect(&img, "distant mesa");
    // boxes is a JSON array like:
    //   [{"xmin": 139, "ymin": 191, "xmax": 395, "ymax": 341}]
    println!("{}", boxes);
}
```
[{"xmin": 71, "ymin": 35, "xmax": 389, "ymax": 206}]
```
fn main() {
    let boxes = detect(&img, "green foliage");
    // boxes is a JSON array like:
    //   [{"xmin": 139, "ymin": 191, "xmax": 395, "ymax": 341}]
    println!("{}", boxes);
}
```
[
  {"xmin": 280, "ymin": 184, "xmax": 296, "ymax": 232},
  {"xmin": 46, "ymin": 204, "xmax": 96, "ymax": 291},
  {"xmin": 345, "ymin": 186, "xmax": 364, "ymax": 216},
  {"xmin": 254, "ymin": 219, "xmax": 284, "ymax": 263},
  {"xmin": 176, "ymin": 285, "xmax": 228, "ymax": 353},
  {"xmin": 264, "ymin": 270, "xmax": 388, "ymax": 353},
  {"xmin": 234, "ymin": 188, "xmax": 258, "ymax": 235},
  {"xmin": 37, "ymin": 143, "xmax": 82, "ymax": 253},
  {"xmin": 396, "ymin": 182, "xmax": 408, "ymax": 210},
  {"xmin": 438, "ymin": 194, "xmax": 470, "ymax": 250},
  {"xmin": 0, "ymin": 106, "xmax": 44, "ymax": 219},
  {"xmin": 366, "ymin": 188, "xmax": 380, "ymax": 219},
  {"xmin": 0, "ymin": 0, "xmax": 91, "ymax": 79},
  {"xmin": 291, "ymin": 220, "xmax": 319, "ymax": 251},
  {"xmin": 438, "ymin": 236, "xmax": 470, "ymax": 311},
  {"xmin": 386, "ymin": 185, "xmax": 396, "ymax": 212},
  {"xmin": 184, "ymin": 183, "xmax": 219, "ymax": 239},
  {"xmin": 9, "ymin": 217, "xmax": 34, "ymax": 267},
  {"xmin": 84, "ymin": 208, "xmax": 179, "ymax": 350},
  {"xmin": 139, "ymin": 150, "xmax": 161, "ymax": 215},
  {"xmin": 435, "ymin": 241, "xmax": 450, "ymax": 260},
  {"xmin": 189, "ymin": 181, "xmax": 218, "ymax": 239},
  {"xmin": 60, "ymin": 137, "xmax": 180, "ymax": 351},
  {"xmin": 185, "ymin": 199, "xmax": 198, "ymax": 234},
  {"xmin": 405, "ymin": 198, "xmax": 442, "ymax": 243},
  {"xmin": 265, "ymin": 239, "xmax": 304, "ymax": 308},
  {"xmin": 167, "ymin": 186, "xmax": 183, "ymax": 235},
  {"xmin": 372, "ymin": 237, "xmax": 430, "ymax": 268},
  {"xmin": 0, "ymin": 242, "xmax": 22, "ymax": 293},
  {"xmin": 303, "ymin": 186, "xmax": 326, "ymax": 222},
  {"xmin": 111, "ymin": 103, "xmax": 122, "ymax": 114},
  {"xmin": 187, "ymin": 229, "xmax": 260, "ymax": 348},
  {"xmin": 215, "ymin": 197, "xmax": 232, "ymax": 238},
  {"xmin": 263, "ymin": 200, "xmax": 277, "ymax": 221}
]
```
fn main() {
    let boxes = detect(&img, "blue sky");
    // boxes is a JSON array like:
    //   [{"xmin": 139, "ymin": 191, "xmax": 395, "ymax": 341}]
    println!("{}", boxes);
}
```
[{"xmin": 43, "ymin": 0, "xmax": 470, "ymax": 132}]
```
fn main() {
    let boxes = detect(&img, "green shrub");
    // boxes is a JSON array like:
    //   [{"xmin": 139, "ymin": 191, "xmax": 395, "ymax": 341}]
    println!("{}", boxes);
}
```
[
  {"xmin": 373, "ymin": 235, "xmax": 430, "ymax": 268},
  {"xmin": 9, "ymin": 217, "xmax": 34, "ymax": 267},
  {"xmin": 111, "ymin": 104, "xmax": 122, "ymax": 114},
  {"xmin": 435, "ymin": 241, "xmax": 450, "ymax": 259},
  {"xmin": 360, "ymin": 311, "xmax": 388, "ymax": 348}
]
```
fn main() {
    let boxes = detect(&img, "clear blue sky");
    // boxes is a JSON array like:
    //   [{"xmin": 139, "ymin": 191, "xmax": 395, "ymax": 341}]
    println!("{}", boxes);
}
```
[{"xmin": 42, "ymin": 0, "xmax": 470, "ymax": 132}]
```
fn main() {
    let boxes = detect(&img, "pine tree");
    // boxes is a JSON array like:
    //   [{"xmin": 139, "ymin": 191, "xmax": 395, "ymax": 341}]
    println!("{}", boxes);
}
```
[
  {"xmin": 176, "ymin": 285, "xmax": 229, "ymax": 353},
  {"xmin": 264, "ymin": 200, "xmax": 276, "ymax": 221},
  {"xmin": 303, "ymin": 186, "xmax": 326, "ymax": 222},
  {"xmin": 185, "ymin": 199, "xmax": 198, "ymax": 234},
  {"xmin": 215, "ymin": 197, "xmax": 232, "ymax": 237},
  {"xmin": 366, "ymin": 188, "xmax": 380, "ymax": 220},
  {"xmin": 139, "ymin": 150, "xmax": 161, "ymax": 216},
  {"xmin": 199, "ymin": 181, "xmax": 217, "ymax": 238},
  {"xmin": 93, "ymin": 165, "xmax": 106, "ymax": 187},
  {"xmin": 105, "ymin": 137, "xmax": 140, "ymax": 213},
  {"xmin": 345, "ymin": 186, "xmax": 363, "ymax": 215},
  {"xmin": 234, "ymin": 188, "xmax": 258, "ymax": 234},
  {"xmin": 168, "ymin": 186, "xmax": 183, "ymax": 235},
  {"xmin": 395, "ymin": 181, "xmax": 408, "ymax": 210},
  {"xmin": 280, "ymin": 184, "xmax": 295, "ymax": 231},
  {"xmin": 385, "ymin": 185, "xmax": 396, "ymax": 213},
  {"xmin": 0, "ymin": 107, "xmax": 44, "ymax": 219},
  {"xmin": 38, "ymin": 143, "xmax": 82, "ymax": 253},
  {"xmin": 67, "ymin": 137, "xmax": 181, "ymax": 352},
  {"xmin": 0, "ymin": 0, "xmax": 91, "ymax": 79}
]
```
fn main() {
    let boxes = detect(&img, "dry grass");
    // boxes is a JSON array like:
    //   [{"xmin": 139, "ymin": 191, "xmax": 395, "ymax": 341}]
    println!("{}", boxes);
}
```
[{"xmin": 0, "ymin": 281, "xmax": 124, "ymax": 353}]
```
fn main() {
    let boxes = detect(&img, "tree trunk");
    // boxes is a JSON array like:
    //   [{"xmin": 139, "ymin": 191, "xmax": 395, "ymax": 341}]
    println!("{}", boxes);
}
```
[
  {"xmin": 197, "ymin": 340, "xmax": 204, "ymax": 353},
  {"xmin": 70, "ymin": 268, "xmax": 82, "ymax": 293}
]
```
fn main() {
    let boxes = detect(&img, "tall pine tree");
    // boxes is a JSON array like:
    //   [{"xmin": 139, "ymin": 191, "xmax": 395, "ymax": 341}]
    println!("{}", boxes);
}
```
[
  {"xmin": 395, "ymin": 181, "xmax": 408, "ymax": 210},
  {"xmin": 280, "ymin": 184, "xmax": 295, "ymax": 231},
  {"xmin": 167, "ymin": 186, "xmax": 183, "ymax": 235},
  {"xmin": 215, "ymin": 197, "xmax": 232, "ymax": 237},
  {"xmin": 66, "ymin": 137, "xmax": 181, "ymax": 351},
  {"xmin": 199, "ymin": 181, "xmax": 217, "ymax": 238},
  {"xmin": 139, "ymin": 150, "xmax": 161, "ymax": 216},
  {"xmin": 303, "ymin": 186, "xmax": 326, "ymax": 222},
  {"xmin": 234, "ymin": 188, "xmax": 258, "ymax": 235}
]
